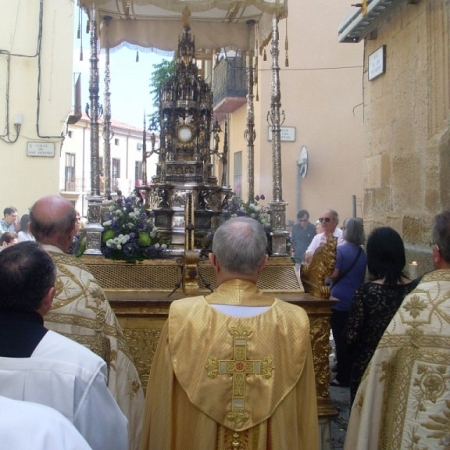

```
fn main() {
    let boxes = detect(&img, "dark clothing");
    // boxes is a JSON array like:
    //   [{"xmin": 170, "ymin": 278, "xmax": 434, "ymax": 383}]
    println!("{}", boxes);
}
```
[
  {"xmin": 345, "ymin": 281, "xmax": 418, "ymax": 404},
  {"xmin": 330, "ymin": 309, "xmax": 351, "ymax": 386},
  {"xmin": 0, "ymin": 310, "xmax": 47, "ymax": 357},
  {"xmin": 291, "ymin": 222, "xmax": 316, "ymax": 262}
]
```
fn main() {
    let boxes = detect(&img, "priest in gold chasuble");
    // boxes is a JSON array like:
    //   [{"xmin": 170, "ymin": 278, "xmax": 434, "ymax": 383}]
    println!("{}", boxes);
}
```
[
  {"xmin": 141, "ymin": 218, "xmax": 319, "ymax": 450},
  {"xmin": 30, "ymin": 196, "xmax": 144, "ymax": 450},
  {"xmin": 345, "ymin": 211, "xmax": 450, "ymax": 450}
]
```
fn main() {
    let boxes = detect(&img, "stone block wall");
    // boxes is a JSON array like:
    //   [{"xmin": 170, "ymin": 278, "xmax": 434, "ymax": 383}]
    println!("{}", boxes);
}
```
[{"xmin": 361, "ymin": 0, "xmax": 450, "ymax": 274}]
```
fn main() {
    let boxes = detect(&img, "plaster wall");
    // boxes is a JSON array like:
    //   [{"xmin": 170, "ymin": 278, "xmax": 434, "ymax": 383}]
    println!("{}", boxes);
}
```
[
  {"xmin": 227, "ymin": 0, "xmax": 365, "ymax": 227},
  {"xmin": 0, "ymin": 0, "xmax": 74, "ymax": 214},
  {"xmin": 361, "ymin": 0, "xmax": 450, "ymax": 273}
]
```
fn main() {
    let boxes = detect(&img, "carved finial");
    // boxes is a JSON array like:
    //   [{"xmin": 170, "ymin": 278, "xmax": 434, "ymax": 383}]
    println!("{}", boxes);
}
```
[{"xmin": 182, "ymin": 6, "xmax": 191, "ymax": 28}]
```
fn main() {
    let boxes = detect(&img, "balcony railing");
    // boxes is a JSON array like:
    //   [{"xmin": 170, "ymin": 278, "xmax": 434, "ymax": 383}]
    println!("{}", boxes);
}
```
[{"xmin": 212, "ymin": 56, "xmax": 247, "ymax": 110}]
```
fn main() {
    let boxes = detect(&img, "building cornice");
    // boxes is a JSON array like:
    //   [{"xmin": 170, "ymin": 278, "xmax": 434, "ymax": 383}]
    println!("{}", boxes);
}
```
[{"xmin": 338, "ymin": 0, "xmax": 421, "ymax": 43}]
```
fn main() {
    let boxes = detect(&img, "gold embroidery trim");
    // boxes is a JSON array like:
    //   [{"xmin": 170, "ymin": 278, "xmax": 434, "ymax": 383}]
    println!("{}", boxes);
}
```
[{"xmin": 205, "ymin": 326, "xmax": 274, "ymax": 428}]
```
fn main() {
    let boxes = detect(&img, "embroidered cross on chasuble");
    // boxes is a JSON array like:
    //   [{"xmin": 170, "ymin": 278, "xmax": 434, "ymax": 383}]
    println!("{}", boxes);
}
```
[{"xmin": 205, "ymin": 326, "xmax": 274, "ymax": 428}]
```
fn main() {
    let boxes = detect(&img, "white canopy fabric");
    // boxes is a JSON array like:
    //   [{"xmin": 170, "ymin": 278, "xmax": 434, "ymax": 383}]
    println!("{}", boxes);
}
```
[{"xmin": 80, "ymin": 0, "xmax": 288, "ymax": 52}]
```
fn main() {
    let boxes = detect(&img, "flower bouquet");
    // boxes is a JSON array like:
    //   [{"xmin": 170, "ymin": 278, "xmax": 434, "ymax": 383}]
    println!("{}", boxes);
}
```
[
  {"xmin": 220, "ymin": 194, "xmax": 272, "ymax": 232},
  {"xmin": 101, "ymin": 194, "xmax": 167, "ymax": 262}
]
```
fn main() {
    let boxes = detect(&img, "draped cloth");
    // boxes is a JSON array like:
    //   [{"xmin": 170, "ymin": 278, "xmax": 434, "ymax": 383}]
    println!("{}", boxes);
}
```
[
  {"xmin": 344, "ymin": 269, "xmax": 450, "ymax": 449},
  {"xmin": 0, "ymin": 396, "xmax": 93, "ymax": 450},
  {"xmin": 42, "ymin": 245, "xmax": 144, "ymax": 450},
  {"xmin": 140, "ymin": 279, "xmax": 319, "ymax": 450},
  {"xmin": 80, "ymin": 0, "xmax": 288, "ymax": 52}
]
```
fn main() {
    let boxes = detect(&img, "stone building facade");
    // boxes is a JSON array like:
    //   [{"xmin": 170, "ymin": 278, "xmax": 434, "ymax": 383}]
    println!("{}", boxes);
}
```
[{"xmin": 340, "ymin": 0, "xmax": 450, "ymax": 274}]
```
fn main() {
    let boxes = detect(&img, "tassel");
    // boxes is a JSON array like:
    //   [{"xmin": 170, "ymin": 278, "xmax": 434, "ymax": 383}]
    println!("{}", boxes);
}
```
[
  {"xmin": 77, "ymin": 6, "xmax": 81, "ymax": 39},
  {"xmin": 256, "ymin": 81, "xmax": 259, "ymax": 102},
  {"xmin": 136, "ymin": 51, "xmax": 139, "ymax": 62},
  {"xmin": 80, "ymin": 47, "xmax": 83, "ymax": 61},
  {"xmin": 263, "ymin": 48, "xmax": 267, "ymax": 62},
  {"xmin": 86, "ymin": 19, "xmax": 90, "ymax": 34}
]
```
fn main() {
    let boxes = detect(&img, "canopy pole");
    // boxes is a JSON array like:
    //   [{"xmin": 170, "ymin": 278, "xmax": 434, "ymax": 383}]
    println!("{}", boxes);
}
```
[
  {"xmin": 244, "ymin": 20, "xmax": 256, "ymax": 203},
  {"xmin": 84, "ymin": 4, "xmax": 104, "ymax": 255},
  {"xmin": 267, "ymin": 15, "xmax": 288, "ymax": 256},
  {"xmin": 103, "ymin": 15, "xmax": 112, "ymax": 198}
]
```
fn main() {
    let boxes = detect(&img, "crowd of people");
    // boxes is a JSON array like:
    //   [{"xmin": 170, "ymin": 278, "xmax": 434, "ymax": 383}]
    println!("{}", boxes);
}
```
[
  {"xmin": 0, "ymin": 198, "xmax": 449, "ymax": 449},
  {"xmin": 293, "ymin": 207, "xmax": 450, "ymax": 449}
]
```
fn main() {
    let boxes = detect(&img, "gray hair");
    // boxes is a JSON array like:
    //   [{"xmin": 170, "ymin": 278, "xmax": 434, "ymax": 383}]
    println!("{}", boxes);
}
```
[
  {"xmin": 343, "ymin": 218, "xmax": 365, "ymax": 246},
  {"xmin": 432, "ymin": 210, "xmax": 450, "ymax": 263},
  {"xmin": 325, "ymin": 209, "xmax": 339, "ymax": 226},
  {"xmin": 212, "ymin": 217, "xmax": 267, "ymax": 275}
]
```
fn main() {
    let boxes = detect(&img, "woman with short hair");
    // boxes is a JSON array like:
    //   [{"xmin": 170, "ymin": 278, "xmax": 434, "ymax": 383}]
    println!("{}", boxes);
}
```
[{"xmin": 329, "ymin": 218, "xmax": 367, "ymax": 388}]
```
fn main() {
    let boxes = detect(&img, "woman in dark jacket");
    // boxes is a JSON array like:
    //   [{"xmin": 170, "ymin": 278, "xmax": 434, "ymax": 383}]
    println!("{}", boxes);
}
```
[{"xmin": 345, "ymin": 227, "xmax": 418, "ymax": 404}]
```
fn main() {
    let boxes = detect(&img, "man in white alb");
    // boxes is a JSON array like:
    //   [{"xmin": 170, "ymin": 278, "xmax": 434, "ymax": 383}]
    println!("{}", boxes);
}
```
[{"xmin": 0, "ymin": 242, "xmax": 127, "ymax": 450}]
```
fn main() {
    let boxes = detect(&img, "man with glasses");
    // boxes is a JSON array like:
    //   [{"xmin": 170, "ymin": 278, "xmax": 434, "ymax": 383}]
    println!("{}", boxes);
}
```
[
  {"xmin": 305, "ymin": 209, "xmax": 344, "ymax": 264},
  {"xmin": 0, "ymin": 207, "xmax": 19, "ymax": 237},
  {"xmin": 345, "ymin": 210, "xmax": 450, "ymax": 449},
  {"xmin": 291, "ymin": 210, "xmax": 316, "ymax": 263}
]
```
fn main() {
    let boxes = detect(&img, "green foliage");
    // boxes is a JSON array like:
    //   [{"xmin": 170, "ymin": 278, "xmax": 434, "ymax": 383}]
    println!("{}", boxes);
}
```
[{"xmin": 149, "ymin": 59, "xmax": 176, "ymax": 123}]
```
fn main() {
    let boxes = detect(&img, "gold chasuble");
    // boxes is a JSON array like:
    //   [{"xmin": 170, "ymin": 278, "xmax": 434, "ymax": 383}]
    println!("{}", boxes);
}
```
[
  {"xmin": 141, "ymin": 279, "xmax": 319, "ymax": 450},
  {"xmin": 42, "ymin": 246, "xmax": 144, "ymax": 450},
  {"xmin": 345, "ymin": 269, "xmax": 450, "ymax": 450}
]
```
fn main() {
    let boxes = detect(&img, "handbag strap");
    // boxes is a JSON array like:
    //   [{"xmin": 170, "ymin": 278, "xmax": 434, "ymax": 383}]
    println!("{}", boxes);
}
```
[{"xmin": 332, "ymin": 246, "xmax": 363, "ymax": 287}]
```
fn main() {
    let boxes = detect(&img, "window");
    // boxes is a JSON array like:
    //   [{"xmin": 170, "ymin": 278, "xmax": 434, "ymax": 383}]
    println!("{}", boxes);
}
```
[
  {"xmin": 114, "ymin": 138, "xmax": 119, "ymax": 146},
  {"xmin": 67, "ymin": 131, "xmax": 72, "ymax": 138},
  {"xmin": 112, "ymin": 158, "xmax": 121, "ymax": 191},
  {"xmin": 233, "ymin": 151, "xmax": 242, "ymax": 198},
  {"xmin": 65, "ymin": 153, "xmax": 76, "ymax": 191}
]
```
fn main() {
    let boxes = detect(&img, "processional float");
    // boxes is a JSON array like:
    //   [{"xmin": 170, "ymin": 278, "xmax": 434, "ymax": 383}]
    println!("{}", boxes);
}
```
[{"xmin": 78, "ymin": 1, "xmax": 338, "ymax": 447}]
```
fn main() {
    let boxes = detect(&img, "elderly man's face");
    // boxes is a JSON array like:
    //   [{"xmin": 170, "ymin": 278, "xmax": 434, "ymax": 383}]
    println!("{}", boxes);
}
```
[{"xmin": 318, "ymin": 210, "xmax": 337, "ymax": 234}]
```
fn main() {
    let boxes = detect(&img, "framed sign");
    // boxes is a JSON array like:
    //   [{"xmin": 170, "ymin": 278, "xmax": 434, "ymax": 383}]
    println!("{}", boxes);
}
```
[
  {"xmin": 27, "ymin": 142, "xmax": 55, "ymax": 157},
  {"xmin": 267, "ymin": 126, "xmax": 296, "ymax": 142},
  {"xmin": 368, "ymin": 45, "xmax": 386, "ymax": 81}
]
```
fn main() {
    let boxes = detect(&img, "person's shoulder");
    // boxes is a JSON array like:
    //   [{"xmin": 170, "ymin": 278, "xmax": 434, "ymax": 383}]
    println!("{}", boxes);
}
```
[
  {"xmin": 169, "ymin": 296, "xmax": 205, "ymax": 316},
  {"xmin": 273, "ymin": 298, "xmax": 309, "ymax": 321},
  {"xmin": 38, "ymin": 330, "xmax": 105, "ymax": 373},
  {"xmin": 0, "ymin": 396, "xmax": 92, "ymax": 450}
]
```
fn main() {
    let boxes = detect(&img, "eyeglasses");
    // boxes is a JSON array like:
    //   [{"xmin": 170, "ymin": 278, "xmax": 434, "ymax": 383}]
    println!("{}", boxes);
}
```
[
  {"xmin": 429, "ymin": 242, "xmax": 440, "ymax": 252},
  {"xmin": 319, "ymin": 217, "xmax": 331, "ymax": 223}
]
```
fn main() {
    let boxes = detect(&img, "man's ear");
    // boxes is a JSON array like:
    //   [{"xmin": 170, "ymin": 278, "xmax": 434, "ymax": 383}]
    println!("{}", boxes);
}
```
[
  {"xmin": 209, "ymin": 253, "xmax": 219, "ymax": 272},
  {"xmin": 257, "ymin": 254, "xmax": 269, "ymax": 274},
  {"xmin": 433, "ymin": 245, "xmax": 443, "ymax": 268},
  {"xmin": 37, "ymin": 286, "xmax": 55, "ymax": 317}
]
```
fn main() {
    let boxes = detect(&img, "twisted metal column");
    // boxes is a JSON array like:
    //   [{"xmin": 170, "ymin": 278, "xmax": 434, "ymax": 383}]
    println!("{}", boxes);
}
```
[
  {"xmin": 267, "ymin": 15, "xmax": 288, "ymax": 256},
  {"xmin": 89, "ymin": 6, "xmax": 100, "ymax": 198},
  {"xmin": 103, "ymin": 15, "xmax": 112, "ymax": 198},
  {"xmin": 221, "ymin": 121, "xmax": 228, "ymax": 187},
  {"xmin": 85, "ymin": 4, "xmax": 103, "ymax": 255},
  {"xmin": 244, "ymin": 20, "xmax": 256, "ymax": 202}
]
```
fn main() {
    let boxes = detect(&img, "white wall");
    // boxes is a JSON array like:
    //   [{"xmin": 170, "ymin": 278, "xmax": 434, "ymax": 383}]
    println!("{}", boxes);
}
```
[{"xmin": 0, "ymin": 0, "xmax": 75, "ymax": 214}]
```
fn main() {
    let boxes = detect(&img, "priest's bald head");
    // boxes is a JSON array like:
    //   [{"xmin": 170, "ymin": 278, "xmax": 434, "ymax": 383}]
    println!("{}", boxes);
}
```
[
  {"xmin": 0, "ymin": 241, "xmax": 56, "ymax": 317},
  {"xmin": 209, "ymin": 217, "xmax": 268, "ymax": 285},
  {"xmin": 30, "ymin": 195, "xmax": 78, "ymax": 253}
]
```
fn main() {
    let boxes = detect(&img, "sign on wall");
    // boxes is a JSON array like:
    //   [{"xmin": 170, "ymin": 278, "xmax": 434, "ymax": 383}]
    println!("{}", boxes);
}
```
[
  {"xmin": 27, "ymin": 142, "xmax": 55, "ymax": 157},
  {"xmin": 368, "ymin": 45, "xmax": 386, "ymax": 81},
  {"xmin": 267, "ymin": 126, "xmax": 296, "ymax": 142}
]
